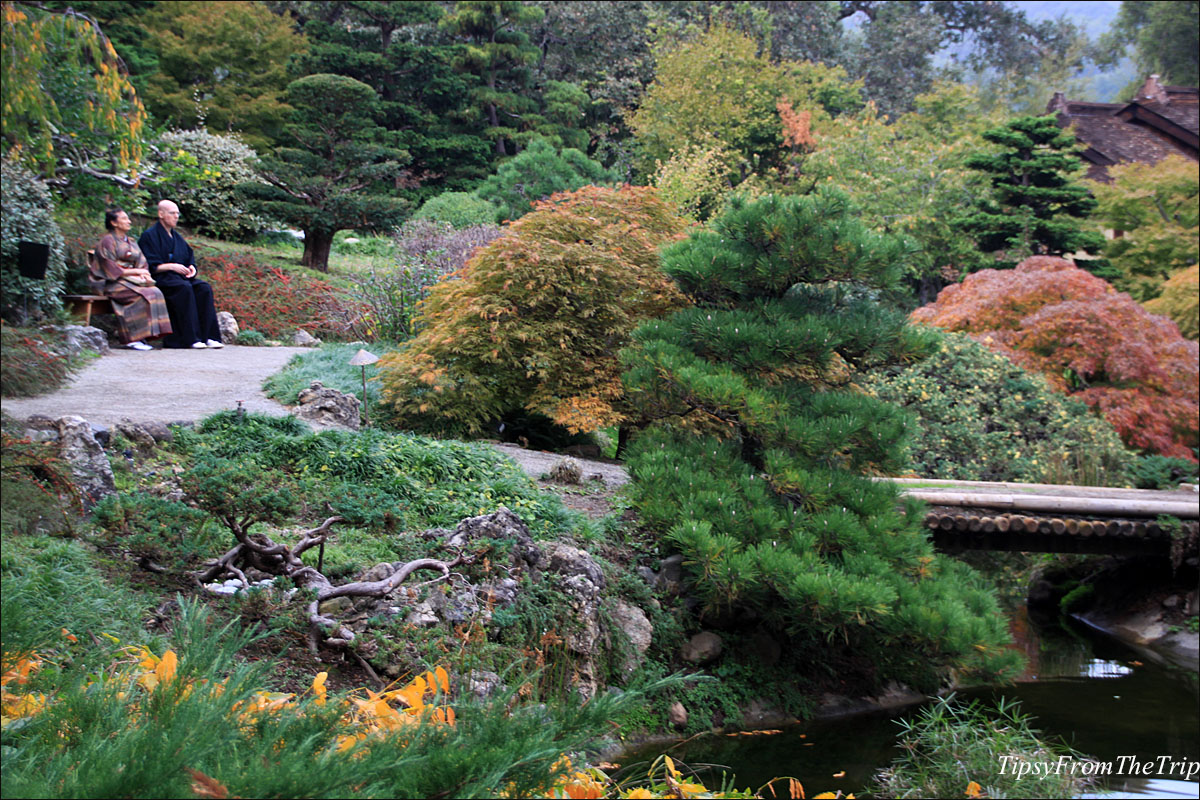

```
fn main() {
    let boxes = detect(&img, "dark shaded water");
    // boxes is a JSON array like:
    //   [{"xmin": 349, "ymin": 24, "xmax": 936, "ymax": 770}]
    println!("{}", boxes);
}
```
[{"xmin": 627, "ymin": 611, "xmax": 1199, "ymax": 798}]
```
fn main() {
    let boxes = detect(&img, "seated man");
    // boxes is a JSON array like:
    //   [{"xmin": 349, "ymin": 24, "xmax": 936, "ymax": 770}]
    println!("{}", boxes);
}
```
[{"xmin": 137, "ymin": 200, "xmax": 223, "ymax": 349}]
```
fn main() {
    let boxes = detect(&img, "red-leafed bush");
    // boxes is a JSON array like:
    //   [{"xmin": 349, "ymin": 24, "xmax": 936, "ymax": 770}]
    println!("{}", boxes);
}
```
[
  {"xmin": 912, "ymin": 256, "xmax": 1198, "ymax": 460},
  {"xmin": 201, "ymin": 253, "xmax": 358, "ymax": 340}
]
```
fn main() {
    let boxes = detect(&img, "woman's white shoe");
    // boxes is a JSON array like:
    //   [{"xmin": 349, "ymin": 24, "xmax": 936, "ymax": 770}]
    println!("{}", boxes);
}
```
[
  {"xmin": 127, "ymin": 341, "xmax": 154, "ymax": 351},
  {"xmin": 190, "ymin": 341, "xmax": 208, "ymax": 349},
  {"xmin": 205, "ymin": 339, "xmax": 224, "ymax": 349}
]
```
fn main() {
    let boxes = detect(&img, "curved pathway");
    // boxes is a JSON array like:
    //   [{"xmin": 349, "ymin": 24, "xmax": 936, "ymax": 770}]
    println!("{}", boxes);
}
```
[{"xmin": 2, "ymin": 344, "xmax": 309, "ymax": 428}]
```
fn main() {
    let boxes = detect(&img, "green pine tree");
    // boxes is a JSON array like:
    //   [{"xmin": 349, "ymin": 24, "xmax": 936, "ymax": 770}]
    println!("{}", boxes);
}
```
[
  {"xmin": 622, "ymin": 191, "xmax": 1021, "ymax": 692},
  {"xmin": 957, "ymin": 114, "xmax": 1109, "ymax": 272},
  {"xmin": 239, "ymin": 74, "xmax": 410, "ymax": 272}
]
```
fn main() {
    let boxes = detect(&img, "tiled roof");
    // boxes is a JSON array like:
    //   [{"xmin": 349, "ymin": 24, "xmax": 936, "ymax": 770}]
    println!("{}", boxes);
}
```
[{"xmin": 1048, "ymin": 77, "xmax": 1198, "ymax": 181}]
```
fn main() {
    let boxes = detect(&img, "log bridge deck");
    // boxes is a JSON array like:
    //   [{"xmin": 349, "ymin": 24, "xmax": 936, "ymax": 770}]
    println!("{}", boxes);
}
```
[{"xmin": 890, "ymin": 479, "xmax": 1199, "ymax": 555}]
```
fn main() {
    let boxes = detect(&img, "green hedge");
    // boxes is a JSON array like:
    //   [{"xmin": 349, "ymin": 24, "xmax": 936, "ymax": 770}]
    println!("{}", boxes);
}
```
[{"xmin": 862, "ymin": 332, "xmax": 1133, "ymax": 485}]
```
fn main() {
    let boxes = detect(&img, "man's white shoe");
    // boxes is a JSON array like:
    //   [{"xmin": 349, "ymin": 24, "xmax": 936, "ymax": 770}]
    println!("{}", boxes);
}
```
[
  {"xmin": 205, "ymin": 339, "xmax": 224, "ymax": 349},
  {"xmin": 127, "ymin": 341, "xmax": 154, "ymax": 351},
  {"xmin": 190, "ymin": 341, "xmax": 208, "ymax": 349}
]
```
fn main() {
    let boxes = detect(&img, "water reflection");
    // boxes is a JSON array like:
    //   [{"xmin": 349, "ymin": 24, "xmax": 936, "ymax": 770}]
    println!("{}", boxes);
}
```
[{"xmin": 627, "ymin": 611, "xmax": 1198, "ymax": 798}]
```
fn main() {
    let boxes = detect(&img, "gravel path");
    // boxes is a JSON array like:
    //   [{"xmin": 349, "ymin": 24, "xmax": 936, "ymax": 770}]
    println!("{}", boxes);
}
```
[
  {"xmin": 1, "ymin": 343, "xmax": 632, "ymax": 486},
  {"xmin": 2, "ymin": 344, "xmax": 309, "ymax": 428}
]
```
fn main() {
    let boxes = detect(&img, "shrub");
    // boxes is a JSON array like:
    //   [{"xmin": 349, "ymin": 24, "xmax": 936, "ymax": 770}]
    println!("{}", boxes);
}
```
[
  {"xmin": 1143, "ymin": 263, "xmax": 1199, "ymax": 341},
  {"xmin": 236, "ymin": 330, "xmax": 266, "ymax": 346},
  {"xmin": 176, "ymin": 411, "xmax": 577, "ymax": 537},
  {"xmin": 148, "ymin": 129, "xmax": 272, "ymax": 241},
  {"xmin": 0, "ymin": 326, "xmax": 74, "ymax": 397},
  {"xmin": 1127, "ymin": 454, "xmax": 1199, "ymax": 490},
  {"xmin": 395, "ymin": 219, "xmax": 505, "ymax": 276},
  {"xmin": 862, "ymin": 332, "xmax": 1134, "ymax": 485},
  {"xmin": 912, "ymin": 256, "xmax": 1200, "ymax": 461},
  {"xmin": 652, "ymin": 139, "xmax": 738, "ymax": 223},
  {"xmin": 414, "ymin": 192, "xmax": 500, "ymax": 229},
  {"xmin": 0, "ymin": 428, "xmax": 79, "ymax": 538},
  {"xmin": 622, "ymin": 191, "xmax": 1020, "ymax": 693},
  {"xmin": 200, "ymin": 253, "xmax": 355, "ymax": 339},
  {"xmin": 91, "ymin": 492, "xmax": 216, "ymax": 572},
  {"xmin": 874, "ymin": 696, "xmax": 1094, "ymax": 799},
  {"xmin": 379, "ymin": 185, "xmax": 689, "ymax": 436},
  {"xmin": 474, "ymin": 137, "xmax": 617, "ymax": 223},
  {"xmin": 332, "ymin": 232, "xmax": 396, "ymax": 258},
  {"xmin": 337, "ymin": 222, "xmax": 504, "ymax": 343},
  {"xmin": 0, "ymin": 159, "xmax": 68, "ymax": 323}
]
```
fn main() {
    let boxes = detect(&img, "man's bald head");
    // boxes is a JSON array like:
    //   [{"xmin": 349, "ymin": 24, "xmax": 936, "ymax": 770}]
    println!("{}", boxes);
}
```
[{"xmin": 158, "ymin": 200, "xmax": 180, "ymax": 231}]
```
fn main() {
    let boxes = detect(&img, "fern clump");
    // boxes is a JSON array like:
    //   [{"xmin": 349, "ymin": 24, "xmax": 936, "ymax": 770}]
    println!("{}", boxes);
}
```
[{"xmin": 622, "ymin": 191, "xmax": 1021, "ymax": 692}]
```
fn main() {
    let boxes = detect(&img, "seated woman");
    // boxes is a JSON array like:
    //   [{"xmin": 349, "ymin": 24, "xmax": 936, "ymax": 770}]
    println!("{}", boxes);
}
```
[{"xmin": 89, "ymin": 209, "xmax": 173, "ymax": 350}]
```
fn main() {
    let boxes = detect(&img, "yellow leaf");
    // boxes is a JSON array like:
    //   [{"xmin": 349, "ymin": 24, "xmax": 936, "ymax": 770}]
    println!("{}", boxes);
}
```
[
  {"xmin": 312, "ymin": 672, "xmax": 327, "ymax": 706},
  {"xmin": 965, "ymin": 781, "xmax": 983, "ymax": 798},
  {"xmin": 155, "ymin": 650, "xmax": 178, "ymax": 686}
]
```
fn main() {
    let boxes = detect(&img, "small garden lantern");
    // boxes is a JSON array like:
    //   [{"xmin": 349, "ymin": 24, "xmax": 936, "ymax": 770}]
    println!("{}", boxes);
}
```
[{"xmin": 349, "ymin": 348, "xmax": 380, "ymax": 427}]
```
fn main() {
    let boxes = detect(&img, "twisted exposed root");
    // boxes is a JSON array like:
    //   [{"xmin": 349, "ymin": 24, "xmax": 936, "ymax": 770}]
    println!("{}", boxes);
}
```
[{"xmin": 198, "ymin": 516, "xmax": 467, "ymax": 657}]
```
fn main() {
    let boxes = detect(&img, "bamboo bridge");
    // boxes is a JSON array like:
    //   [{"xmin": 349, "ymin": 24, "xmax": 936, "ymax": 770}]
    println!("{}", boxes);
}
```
[{"xmin": 891, "ymin": 479, "xmax": 1200, "ymax": 555}]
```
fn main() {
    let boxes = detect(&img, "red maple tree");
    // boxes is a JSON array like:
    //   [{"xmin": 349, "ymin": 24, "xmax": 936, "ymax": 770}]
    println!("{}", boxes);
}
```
[{"xmin": 912, "ymin": 256, "xmax": 1198, "ymax": 460}]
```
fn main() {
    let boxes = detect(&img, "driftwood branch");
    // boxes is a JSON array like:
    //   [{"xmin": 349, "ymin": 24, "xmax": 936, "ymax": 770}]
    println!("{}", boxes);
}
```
[{"xmin": 197, "ymin": 517, "xmax": 465, "ymax": 656}]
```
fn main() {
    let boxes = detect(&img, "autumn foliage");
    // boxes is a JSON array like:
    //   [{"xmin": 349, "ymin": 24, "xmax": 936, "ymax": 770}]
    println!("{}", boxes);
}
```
[
  {"xmin": 912, "ymin": 256, "xmax": 1199, "ymax": 460},
  {"xmin": 379, "ymin": 185, "xmax": 689, "ymax": 434},
  {"xmin": 201, "ymin": 253, "xmax": 356, "ymax": 340}
]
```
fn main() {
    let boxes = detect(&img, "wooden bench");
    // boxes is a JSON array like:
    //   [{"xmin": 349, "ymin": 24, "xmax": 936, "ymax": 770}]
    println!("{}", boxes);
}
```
[{"xmin": 63, "ymin": 294, "xmax": 113, "ymax": 326}]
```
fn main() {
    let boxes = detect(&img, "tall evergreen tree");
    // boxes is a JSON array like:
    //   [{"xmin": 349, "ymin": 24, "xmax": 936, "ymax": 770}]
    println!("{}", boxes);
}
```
[
  {"xmin": 957, "ymin": 115, "xmax": 1107, "ymax": 272},
  {"xmin": 289, "ymin": 1, "xmax": 493, "ymax": 202},
  {"xmin": 439, "ymin": 1, "xmax": 546, "ymax": 157},
  {"xmin": 240, "ymin": 74, "xmax": 410, "ymax": 271},
  {"xmin": 621, "ymin": 191, "xmax": 1020, "ymax": 692}
]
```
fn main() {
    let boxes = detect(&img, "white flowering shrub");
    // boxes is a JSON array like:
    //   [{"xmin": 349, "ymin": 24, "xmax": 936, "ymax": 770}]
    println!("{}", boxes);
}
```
[
  {"xmin": 1, "ymin": 158, "xmax": 68, "ymax": 322},
  {"xmin": 148, "ymin": 129, "xmax": 272, "ymax": 241}
]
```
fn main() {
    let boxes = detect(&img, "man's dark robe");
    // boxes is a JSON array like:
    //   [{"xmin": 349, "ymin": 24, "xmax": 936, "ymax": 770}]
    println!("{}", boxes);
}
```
[{"xmin": 138, "ymin": 222, "xmax": 221, "ymax": 348}]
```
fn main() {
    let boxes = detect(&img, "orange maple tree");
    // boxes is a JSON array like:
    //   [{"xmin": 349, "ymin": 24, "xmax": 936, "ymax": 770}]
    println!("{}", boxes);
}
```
[
  {"xmin": 378, "ymin": 185, "xmax": 689, "ymax": 435},
  {"xmin": 912, "ymin": 256, "xmax": 1199, "ymax": 460}
]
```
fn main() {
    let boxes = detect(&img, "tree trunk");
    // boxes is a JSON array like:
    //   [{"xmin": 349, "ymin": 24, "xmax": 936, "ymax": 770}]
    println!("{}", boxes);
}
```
[{"xmin": 302, "ymin": 228, "xmax": 335, "ymax": 272}]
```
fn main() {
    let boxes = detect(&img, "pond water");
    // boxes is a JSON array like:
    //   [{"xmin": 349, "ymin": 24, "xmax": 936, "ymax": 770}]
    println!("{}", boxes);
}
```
[{"xmin": 625, "ymin": 609, "xmax": 1199, "ymax": 798}]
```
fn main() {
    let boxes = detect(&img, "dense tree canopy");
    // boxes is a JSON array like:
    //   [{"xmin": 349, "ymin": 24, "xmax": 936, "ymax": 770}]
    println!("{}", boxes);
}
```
[
  {"xmin": 1, "ymin": 1, "xmax": 148, "ymax": 185},
  {"xmin": 289, "ymin": 1, "xmax": 492, "ymax": 202},
  {"xmin": 139, "ymin": 1, "xmax": 307, "ymax": 149},
  {"xmin": 1086, "ymin": 155, "xmax": 1199, "ymax": 302},
  {"xmin": 628, "ymin": 24, "xmax": 861, "ymax": 184},
  {"xmin": 805, "ymin": 81, "xmax": 996, "ymax": 298},
  {"xmin": 439, "ymin": 1, "xmax": 546, "ymax": 157},
  {"xmin": 1096, "ymin": 1, "xmax": 1199, "ymax": 92}
]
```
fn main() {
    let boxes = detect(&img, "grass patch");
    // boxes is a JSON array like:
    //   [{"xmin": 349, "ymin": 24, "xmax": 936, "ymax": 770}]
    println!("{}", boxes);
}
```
[
  {"xmin": 1, "ymin": 533, "xmax": 161, "ymax": 656},
  {"xmin": 262, "ymin": 343, "xmax": 397, "ymax": 407},
  {"xmin": 874, "ymin": 695, "xmax": 1095, "ymax": 799}
]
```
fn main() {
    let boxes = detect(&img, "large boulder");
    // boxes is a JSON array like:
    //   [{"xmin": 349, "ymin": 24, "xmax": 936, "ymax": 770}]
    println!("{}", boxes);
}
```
[
  {"xmin": 292, "ymin": 329, "xmax": 321, "ymax": 347},
  {"xmin": 49, "ymin": 325, "xmax": 109, "ymax": 357},
  {"xmin": 543, "ymin": 542, "xmax": 607, "ymax": 699},
  {"xmin": 294, "ymin": 381, "xmax": 360, "ymax": 429},
  {"xmin": 610, "ymin": 599, "xmax": 653, "ymax": 678},
  {"xmin": 54, "ymin": 415, "xmax": 115, "ymax": 507},
  {"xmin": 444, "ymin": 507, "xmax": 543, "ymax": 572},
  {"xmin": 216, "ymin": 312, "xmax": 239, "ymax": 344},
  {"xmin": 681, "ymin": 631, "xmax": 723, "ymax": 665}
]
